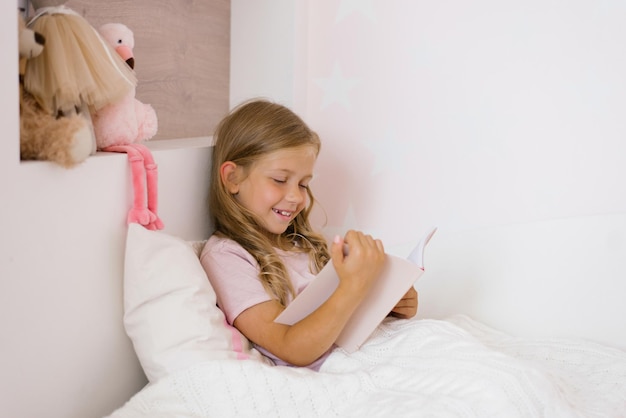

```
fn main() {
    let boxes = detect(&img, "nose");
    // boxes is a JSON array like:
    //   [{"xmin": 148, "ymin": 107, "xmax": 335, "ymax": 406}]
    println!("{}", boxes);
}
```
[{"xmin": 286, "ymin": 184, "xmax": 306, "ymax": 204}]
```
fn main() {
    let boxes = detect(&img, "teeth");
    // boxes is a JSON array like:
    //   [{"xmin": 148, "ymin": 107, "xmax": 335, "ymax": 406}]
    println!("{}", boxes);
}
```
[{"xmin": 275, "ymin": 209, "xmax": 291, "ymax": 216}]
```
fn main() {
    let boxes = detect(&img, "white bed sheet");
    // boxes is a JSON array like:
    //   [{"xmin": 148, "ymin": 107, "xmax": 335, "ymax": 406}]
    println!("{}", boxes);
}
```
[{"xmin": 107, "ymin": 315, "xmax": 626, "ymax": 417}]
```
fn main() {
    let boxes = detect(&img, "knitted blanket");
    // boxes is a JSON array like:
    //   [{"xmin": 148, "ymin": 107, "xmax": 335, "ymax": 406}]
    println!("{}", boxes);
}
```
[{"xmin": 108, "ymin": 316, "xmax": 626, "ymax": 417}]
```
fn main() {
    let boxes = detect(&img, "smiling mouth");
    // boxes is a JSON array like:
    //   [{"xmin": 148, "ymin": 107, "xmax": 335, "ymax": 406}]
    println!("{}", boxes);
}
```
[{"xmin": 273, "ymin": 208, "xmax": 293, "ymax": 217}]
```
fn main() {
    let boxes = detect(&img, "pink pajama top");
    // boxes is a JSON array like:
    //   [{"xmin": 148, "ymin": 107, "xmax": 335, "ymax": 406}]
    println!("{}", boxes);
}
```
[{"xmin": 200, "ymin": 234, "xmax": 331, "ymax": 371}]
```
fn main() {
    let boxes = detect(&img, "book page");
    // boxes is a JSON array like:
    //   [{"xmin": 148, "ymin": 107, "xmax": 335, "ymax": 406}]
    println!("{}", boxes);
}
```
[{"xmin": 407, "ymin": 227, "xmax": 438, "ymax": 268}]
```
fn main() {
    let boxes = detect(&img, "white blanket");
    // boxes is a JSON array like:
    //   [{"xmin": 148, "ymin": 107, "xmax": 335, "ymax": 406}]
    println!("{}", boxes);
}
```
[{"xmin": 107, "ymin": 316, "xmax": 626, "ymax": 417}]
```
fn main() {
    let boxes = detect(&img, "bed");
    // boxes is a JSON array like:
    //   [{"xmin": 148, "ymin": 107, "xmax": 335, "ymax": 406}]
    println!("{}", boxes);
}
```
[{"xmin": 105, "ymin": 186, "xmax": 626, "ymax": 416}]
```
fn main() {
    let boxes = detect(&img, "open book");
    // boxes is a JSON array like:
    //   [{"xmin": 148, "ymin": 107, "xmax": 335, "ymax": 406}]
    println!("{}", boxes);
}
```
[{"xmin": 274, "ymin": 227, "xmax": 437, "ymax": 353}]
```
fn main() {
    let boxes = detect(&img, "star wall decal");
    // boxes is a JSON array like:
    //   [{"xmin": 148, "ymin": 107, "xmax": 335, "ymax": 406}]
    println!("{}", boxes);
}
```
[{"xmin": 314, "ymin": 63, "xmax": 360, "ymax": 111}]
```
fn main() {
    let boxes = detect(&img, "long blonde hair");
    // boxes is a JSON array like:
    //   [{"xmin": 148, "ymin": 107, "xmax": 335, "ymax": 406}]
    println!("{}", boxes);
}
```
[{"xmin": 210, "ymin": 99, "xmax": 330, "ymax": 306}]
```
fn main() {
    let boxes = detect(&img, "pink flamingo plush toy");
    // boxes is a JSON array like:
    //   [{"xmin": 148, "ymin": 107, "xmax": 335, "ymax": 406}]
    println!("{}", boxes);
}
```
[{"xmin": 92, "ymin": 23, "xmax": 163, "ymax": 230}]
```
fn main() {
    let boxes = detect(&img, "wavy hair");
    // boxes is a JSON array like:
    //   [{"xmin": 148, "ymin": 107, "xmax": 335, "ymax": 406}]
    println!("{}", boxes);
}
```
[{"xmin": 209, "ymin": 99, "xmax": 330, "ymax": 306}]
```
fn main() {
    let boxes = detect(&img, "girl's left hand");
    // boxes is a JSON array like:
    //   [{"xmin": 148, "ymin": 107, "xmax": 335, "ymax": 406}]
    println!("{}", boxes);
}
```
[{"xmin": 389, "ymin": 287, "xmax": 418, "ymax": 319}]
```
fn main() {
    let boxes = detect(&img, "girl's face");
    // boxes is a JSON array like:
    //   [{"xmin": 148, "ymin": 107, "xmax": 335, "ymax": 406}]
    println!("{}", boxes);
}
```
[{"xmin": 233, "ymin": 145, "xmax": 317, "ymax": 235}]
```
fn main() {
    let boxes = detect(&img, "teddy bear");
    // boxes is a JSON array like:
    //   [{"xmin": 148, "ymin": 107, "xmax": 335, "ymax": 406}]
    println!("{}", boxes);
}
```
[
  {"xmin": 91, "ymin": 23, "xmax": 163, "ymax": 230},
  {"xmin": 18, "ymin": 10, "xmax": 92, "ymax": 167},
  {"xmin": 24, "ymin": 0, "xmax": 138, "ymax": 155}
]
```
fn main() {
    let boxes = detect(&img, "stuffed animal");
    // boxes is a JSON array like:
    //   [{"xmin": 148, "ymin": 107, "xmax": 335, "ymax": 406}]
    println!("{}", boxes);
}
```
[
  {"xmin": 92, "ymin": 23, "xmax": 158, "ymax": 148},
  {"xmin": 92, "ymin": 23, "xmax": 163, "ymax": 231},
  {"xmin": 19, "ymin": 11, "xmax": 92, "ymax": 167},
  {"xmin": 24, "ymin": 0, "xmax": 138, "ymax": 155}
]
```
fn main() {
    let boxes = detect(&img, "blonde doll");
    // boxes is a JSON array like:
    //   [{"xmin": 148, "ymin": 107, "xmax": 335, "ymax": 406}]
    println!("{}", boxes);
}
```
[
  {"xmin": 25, "ymin": 2, "xmax": 136, "ymax": 118},
  {"xmin": 201, "ymin": 100, "xmax": 417, "ymax": 370}
]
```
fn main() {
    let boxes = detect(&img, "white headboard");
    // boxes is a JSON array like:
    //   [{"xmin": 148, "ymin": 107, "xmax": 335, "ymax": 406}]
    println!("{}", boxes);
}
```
[{"xmin": 1, "ymin": 138, "xmax": 213, "ymax": 418}]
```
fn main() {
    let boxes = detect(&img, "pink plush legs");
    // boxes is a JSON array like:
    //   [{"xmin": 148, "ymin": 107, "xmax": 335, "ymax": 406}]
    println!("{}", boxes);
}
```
[
  {"xmin": 103, "ymin": 144, "xmax": 164, "ymax": 230},
  {"xmin": 134, "ymin": 143, "xmax": 164, "ymax": 230}
]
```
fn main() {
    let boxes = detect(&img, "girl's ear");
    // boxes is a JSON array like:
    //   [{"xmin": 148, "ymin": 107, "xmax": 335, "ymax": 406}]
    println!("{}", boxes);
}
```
[{"xmin": 220, "ymin": 161, "xmax": 242, "ymax": 194}]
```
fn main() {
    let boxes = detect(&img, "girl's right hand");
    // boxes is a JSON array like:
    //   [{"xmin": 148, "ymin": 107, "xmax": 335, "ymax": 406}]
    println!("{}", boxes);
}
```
[{"xmin": 330, "ymin": 230, "xmax": 386, "ymax": 299}]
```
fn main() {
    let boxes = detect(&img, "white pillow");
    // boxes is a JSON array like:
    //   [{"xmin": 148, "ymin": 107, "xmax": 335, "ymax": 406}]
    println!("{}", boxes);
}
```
[{"xmin": 123, "ymin": 224, "xmax": 270, "ymax": 382}]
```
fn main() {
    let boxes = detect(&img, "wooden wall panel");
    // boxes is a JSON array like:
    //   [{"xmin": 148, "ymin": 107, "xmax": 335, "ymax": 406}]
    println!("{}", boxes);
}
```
[{"xmin": 64, "ymin": 0, "xmax": 230, "ymax": 140}]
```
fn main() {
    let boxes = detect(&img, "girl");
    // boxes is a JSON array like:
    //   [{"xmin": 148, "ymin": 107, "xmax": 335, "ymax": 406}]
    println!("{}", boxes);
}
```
[{"xmin": 200, "ymin": 99, "xmax": 418, "ymax": 370}]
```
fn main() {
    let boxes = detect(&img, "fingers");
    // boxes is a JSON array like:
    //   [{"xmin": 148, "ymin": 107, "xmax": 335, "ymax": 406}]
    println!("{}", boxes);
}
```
[
  {"xmin": 343, "ymin": 230, "xmax": 384, "ymax": 259},
  {"xmin": 375, "ymin": 238, "xmax": 385, "ymax": 253},
  {"xmin": 390, "ymin": 288, "xmax": 418, "ymax": 319},
  {"xmin": 332, "ymin": 230, "xmax": 386, "ymax": 297},
  {"xmin": 331, "ymin": 234, "xmax": 345, "ymax": 262}
]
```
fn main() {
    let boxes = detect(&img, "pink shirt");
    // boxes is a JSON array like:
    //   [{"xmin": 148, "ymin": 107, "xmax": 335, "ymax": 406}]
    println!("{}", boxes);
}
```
[{"xmin": 200, "ymin": 234, "xmax": 331, "ymax": 370}]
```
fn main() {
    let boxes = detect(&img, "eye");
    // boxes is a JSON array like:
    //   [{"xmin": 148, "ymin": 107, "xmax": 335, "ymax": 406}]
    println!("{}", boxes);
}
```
[
  {"xmin": 273, "ymin": 178, "xmax": 286, "ymax": 184},
  {"xmin": 117, "ymin": 39, "xmax": 123, "ymax": 44},
  {"xmin": 299, "ymin": 183, "xmax": 310, "ymax": 190}
]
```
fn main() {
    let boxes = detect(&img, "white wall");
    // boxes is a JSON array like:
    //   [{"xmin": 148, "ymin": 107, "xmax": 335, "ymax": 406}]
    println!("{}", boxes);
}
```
[
  {"xmin": 233, "ymin": 0, "xmax": 626, "ymax": 236},
  {"xmin": 1, "ymin": 2, "xmax": 213, "ymax": 417},
  {"xmin": 231, "ymin": 0, "xmax": 626, "ymax": 345},
  {"xmin": 230, "ymin": 0, "xmax": 298, "ymax": 109}
]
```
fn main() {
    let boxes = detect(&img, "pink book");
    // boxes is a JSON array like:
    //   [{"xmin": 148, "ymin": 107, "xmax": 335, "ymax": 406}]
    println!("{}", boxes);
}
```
[{"xmin": 274, "ymin": 227, "xmax": 437, "ymax": 353}]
